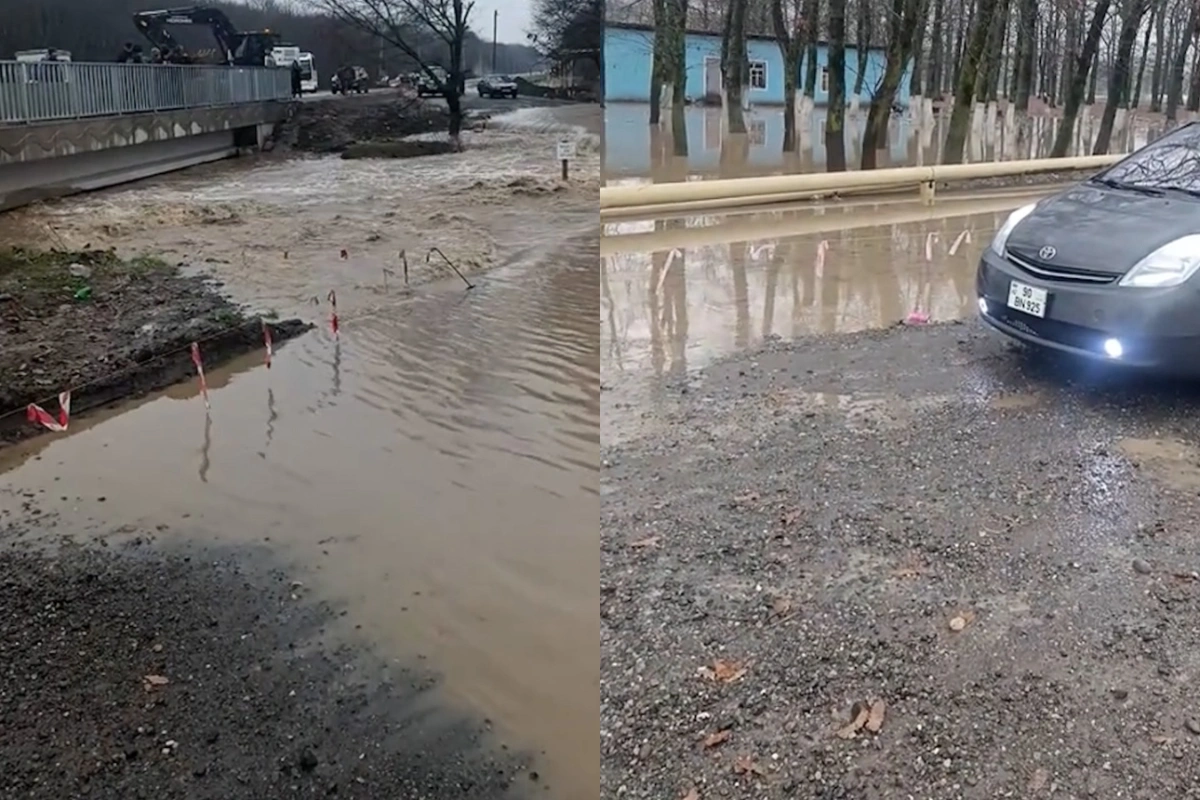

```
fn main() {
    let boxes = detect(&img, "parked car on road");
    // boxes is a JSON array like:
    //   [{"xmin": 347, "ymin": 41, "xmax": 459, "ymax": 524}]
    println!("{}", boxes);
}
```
[
  {"xmin": 477, "ymin": 75, "xmax": 518, "ymax": 99},
  {"xmin": 977, "ymin": 121, "xmax": 1200, "ymax": 372},
  {"xmin": 416, "ymin": 67, "xmax": 450, "ymax": 98}
]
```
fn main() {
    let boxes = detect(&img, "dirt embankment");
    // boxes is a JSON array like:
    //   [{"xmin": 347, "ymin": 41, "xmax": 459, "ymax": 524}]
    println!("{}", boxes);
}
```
[
  {"xmin": 602, "ymin": 321, "xmax": 1200, "ymax": 798},
  {"xmin": 0, "ymin": 248, "xmax": 309, "ymax": 447},
  {"xmin": 0, "ymin": 522, "xmax": 534, "ymax": 800},
  {"xmin": 281, "ymin": 95, "xmax": 454, "ymax": 153}
]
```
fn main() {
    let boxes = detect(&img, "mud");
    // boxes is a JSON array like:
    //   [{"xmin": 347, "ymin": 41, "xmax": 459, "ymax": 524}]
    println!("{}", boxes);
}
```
[
  {"xmin": 282, "ymin": 95, "xmax": 452, "ymax": 153},
  {"xmin": 601, "ymin": 319, "xmax": 1200, "ymax": 798},
  {"xmin": 0, "ymin": 248, "xmax": 309, "ymax": 446},
  {"xmin": 0, "ymin": 522, "xmax": 534, "ymax": 800},
  {"xmin": 342, "ymin": 140, "xmax": 459, "ymax": 159}
]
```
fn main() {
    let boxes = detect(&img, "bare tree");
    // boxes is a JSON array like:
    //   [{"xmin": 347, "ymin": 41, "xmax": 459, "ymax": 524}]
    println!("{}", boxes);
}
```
[
  {"xmin": 942, "ymin": 0, "xmax": 1000, "ymax": 163},
  {"xmin": 771, "ymin": 0, "xmax": 809, "ymax": 150},
  {"xmin": 315, "ymin": 0, "xmax": 474, "ymax": 140},
  {"xmin": 825, "ymin": 0, "xmax": 848, "ymax": 170},
  {"xmin": 722, "ymin": 0, "xmax": 751, "ymax": 133},
  {"xmin": 1049, "ymin": 0, "xmax": 1112, "ymax": 157},
  {"xmin": 861, "ymin": 0, "xmax": 927, "ymax": 169}
]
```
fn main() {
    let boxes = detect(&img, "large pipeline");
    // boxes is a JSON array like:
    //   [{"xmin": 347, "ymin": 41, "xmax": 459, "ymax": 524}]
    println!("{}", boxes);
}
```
[{"xmin": 598, "ymin": 154, "xmax": 1125, "ymax": 214}]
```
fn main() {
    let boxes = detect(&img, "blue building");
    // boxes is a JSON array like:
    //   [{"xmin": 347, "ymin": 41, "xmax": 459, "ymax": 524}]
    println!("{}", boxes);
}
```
[{"xmin": 604, "ymin": 22, "xmax": 912, "ymax": 108}]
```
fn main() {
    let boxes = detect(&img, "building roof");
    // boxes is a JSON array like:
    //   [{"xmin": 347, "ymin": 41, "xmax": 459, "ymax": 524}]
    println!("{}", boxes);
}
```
[{"xmin": 604, "ymin": 19, "xmax": 887, "ymax": 53}]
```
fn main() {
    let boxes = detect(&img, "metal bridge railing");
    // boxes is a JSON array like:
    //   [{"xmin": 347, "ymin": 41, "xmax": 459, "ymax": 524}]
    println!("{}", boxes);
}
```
[{"xmin": 0, "ymin": 61, "xmax": 293, "ymax": 125}]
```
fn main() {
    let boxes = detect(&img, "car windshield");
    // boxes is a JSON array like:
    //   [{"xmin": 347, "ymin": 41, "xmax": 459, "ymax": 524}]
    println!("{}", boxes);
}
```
[{"xmin": 1095, "ymin": 123, "xmax": 1200, "ymax": 193}]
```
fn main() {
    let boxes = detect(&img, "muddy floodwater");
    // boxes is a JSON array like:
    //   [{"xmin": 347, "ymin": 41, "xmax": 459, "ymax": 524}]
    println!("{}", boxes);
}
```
[
  {"xmin": 604, "ymin": 102, "xmax": 1162, "ymax": 179},
  {"xmin": 2, "ymin": 105, "xmax": 600, "ymax": 796},
  {"xmin": 600, "ymin": 189, "xmax": 1064, "ymax": 444}
]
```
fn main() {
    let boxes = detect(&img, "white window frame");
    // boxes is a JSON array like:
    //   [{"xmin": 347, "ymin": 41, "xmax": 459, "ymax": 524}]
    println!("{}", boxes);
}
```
[
  {"xmin": 749, "ymin": 59, "xmax": 768, "ymax": 90},
  {"xmin": 820, "ymin": 66, "xmax": 829, "ymax": 94}
]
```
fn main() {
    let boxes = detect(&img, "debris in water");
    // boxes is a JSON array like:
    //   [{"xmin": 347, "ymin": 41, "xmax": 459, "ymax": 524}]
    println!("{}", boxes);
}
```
[
  {"xmin": 905, "ymin": 310, "xmax": 931, "ymax": 325},
  {"xmin": 339, "ymin": 249, "xmax": 348, "ymax": 260},
  {"xmin": 425, "ymin": 247, "xmax": 475, "ymax": 289}
]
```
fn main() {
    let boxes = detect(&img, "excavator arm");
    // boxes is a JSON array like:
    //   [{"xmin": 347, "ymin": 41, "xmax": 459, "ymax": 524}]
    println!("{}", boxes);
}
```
[{"xmin": 132, "ymin": 7, "xmax": 276, "ymax": 65}]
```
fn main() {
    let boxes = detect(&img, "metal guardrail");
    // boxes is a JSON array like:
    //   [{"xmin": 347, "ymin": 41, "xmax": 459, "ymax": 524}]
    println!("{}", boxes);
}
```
[{"xmin": 0, "ymin": 61, "xmax": 293, "ymax": 125}]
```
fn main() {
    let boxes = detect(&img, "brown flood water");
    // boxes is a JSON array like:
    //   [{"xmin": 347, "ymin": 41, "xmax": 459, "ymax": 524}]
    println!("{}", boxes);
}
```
[
  {"xmin": 604, "ymin": 102, "xmax": 1163, "ymax": 180},
  {"xmin": 600, "ymin": 190, "xmax": 1059, "ymax": 444},
  {"xmin": 1, "ymin": 106, "xmax": 600, "ymax": 796}
]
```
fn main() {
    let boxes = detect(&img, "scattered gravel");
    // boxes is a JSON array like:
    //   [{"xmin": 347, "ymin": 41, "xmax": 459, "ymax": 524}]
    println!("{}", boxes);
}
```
[
  {"xmin": 602, "ymin": 319, "xmax": 1200, "ymax": 799},
  {"xmin": 0, "ymin": 524, "xmax": 534, "ymax": 800}
]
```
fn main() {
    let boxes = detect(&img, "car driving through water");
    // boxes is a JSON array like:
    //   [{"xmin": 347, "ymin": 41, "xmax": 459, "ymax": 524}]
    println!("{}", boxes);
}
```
[{"xmin": 978, "ymin": 121, "xmax": 1200, "ymax": 371}]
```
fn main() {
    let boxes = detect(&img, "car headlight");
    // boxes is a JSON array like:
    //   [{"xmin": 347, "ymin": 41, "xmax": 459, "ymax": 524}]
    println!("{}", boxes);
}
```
[
  {"xmin": 1119, "ymin": 235, "xmax": 1200, "ymax": 288},
  {"xmin": 990, "ymin": 203, "xmax": 1037, "ymax": 255}
]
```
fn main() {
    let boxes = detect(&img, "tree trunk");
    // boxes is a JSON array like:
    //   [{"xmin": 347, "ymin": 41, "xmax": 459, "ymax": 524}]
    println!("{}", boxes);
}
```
[
  {"xmin": 979, "ymin": 0, "xmax": 1009, "ymax": 101},
  {"xmin": 667, "ymin": 0, "xmax": 689, "ymax": 154},
  {"xmin": 772, "ymin": 0, "xmax": 807, "ymax": 151},
  {"xmin": 1086, "ymin": 47, "xmax": 1099, "ymax": 105},
  {"xmin": 862, "ymin": 0, "xmax": 925, "ymax": 168},
  {"xmin": 1132, "ymin": 4, "xmax": 1155, "ymax": 108},
  {"xmin": 854, "ymin": 0, "xmax": 870, "ymax": 96},
  {"xmin": 1094, "ymin": 0, "xmax": 1150, "ymax": 154},
  {"xmin": 908, "ymin": 3, "xmax": 929, "ymax": 97},
  {"xmin": 1014, "ymin": 0, "xmax": 1037, "ymax": 110},
  {"xmin": 649, "ymin": 0, "xmax": 667, "ymax": 124},
  {"xmin": 926, "ymin": 0, "xmax": 945, "ymax": 96},
  {"xmin": 1050, "ymin": 0, "xmax": 1112, "ymax": 158},
  {"xmin": 722, "ymin": 0, "xmax": 750, "ymax": 133},
  {"xmin": 1166, "ymin": 6, "xmax": 1197, "ymax": 121},
  {"xmin": 826, "ymin": 0, "xmax": 848, "ymax": 171},
  {"xmin": 943, "ymin": 0, "xmax": 1001, "ymax": 163},
  {"xmin": 803, "ymin": 0, "xmax": 821, "ymax": 97},
  {"xmin": 1189, "ymin": 35, "xmax": 1200, "ymax": 112},
  {"xmin": 1151, "ymin": 3, "xmax": 1167, "ymax": 111}
]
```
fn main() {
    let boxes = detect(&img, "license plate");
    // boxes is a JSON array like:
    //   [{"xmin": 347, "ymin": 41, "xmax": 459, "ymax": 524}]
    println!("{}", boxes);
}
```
[{"xmin": 1007, "ymin": 280, "xmax": 1048, "ymax": 318}]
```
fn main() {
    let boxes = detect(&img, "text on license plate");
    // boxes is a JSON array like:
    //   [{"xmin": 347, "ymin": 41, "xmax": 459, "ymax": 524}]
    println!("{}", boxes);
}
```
[{"xmin": 1007, "ymin": 280, "xmax": 1048, "ymax": 318}]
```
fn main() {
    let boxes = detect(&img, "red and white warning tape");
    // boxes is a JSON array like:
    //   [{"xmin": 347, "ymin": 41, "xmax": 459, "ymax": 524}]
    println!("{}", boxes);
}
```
[
  {"xmin": 263, "ymin": 320, "xmax": 274, "ymax": 368},
  {"xmin": 26, "ymin": 391, "xmax": 71, "ymax": 432},
  {"xmin": 190, "ymin": 342, "xmax": 210, "ymax": 409}
]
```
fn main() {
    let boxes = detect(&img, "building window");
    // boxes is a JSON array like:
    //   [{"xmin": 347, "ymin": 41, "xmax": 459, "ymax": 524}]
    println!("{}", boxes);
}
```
[
  {"xmin": 749, "ymin": 118, "xmax": 766, "ymax": 145},
  {"xmin": 820, "ymin": 67, "xmax": 829, "ymax": 94},
  {"xmin": 749, "ymin": 60, "xmax": 767, "ymax": 90}
]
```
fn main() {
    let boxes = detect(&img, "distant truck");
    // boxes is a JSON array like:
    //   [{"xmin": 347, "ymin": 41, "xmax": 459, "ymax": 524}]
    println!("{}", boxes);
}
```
[
  {"xmin": 477, "ymin": 75, "xmax": 518, "ymax": 99},
  {"xmin": 270, "ymin": 45, "xmax": 318, "ymax": 93},
  {"xmin": 331, "ymin": 65, "xmax": 369, "ymax": 94}
]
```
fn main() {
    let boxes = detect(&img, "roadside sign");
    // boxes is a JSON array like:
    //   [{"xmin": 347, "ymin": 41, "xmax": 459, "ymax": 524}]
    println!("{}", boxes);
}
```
[{"xmin": 556, "ymin": 138, "xmax": 576, "ymax": 161}]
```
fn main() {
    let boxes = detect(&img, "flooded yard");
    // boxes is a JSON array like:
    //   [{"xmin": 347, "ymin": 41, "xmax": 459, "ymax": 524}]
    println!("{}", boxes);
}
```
[{"xmin": 2, "ymin": 104, "xmax": 601, "ymax": 797}]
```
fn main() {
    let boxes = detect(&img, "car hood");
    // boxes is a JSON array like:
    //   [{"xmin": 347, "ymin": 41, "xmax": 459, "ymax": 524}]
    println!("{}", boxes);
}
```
[{"xmin": 1007, "ymin": 183, "xmax": 1200, "ymax": 274}]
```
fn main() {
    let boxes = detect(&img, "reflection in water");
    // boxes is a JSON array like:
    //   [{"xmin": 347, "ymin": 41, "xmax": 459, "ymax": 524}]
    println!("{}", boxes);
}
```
[
  {"xmin": 605, "ymin": 102, "xmax": 1160, "ymax": 180},
  {"xmin": 1, "ymin": 233, "xmax": 600, "ymax": 795},
  {"xmin": 601, "ymin": 198, "xmax": 1038, "ymax": 382}
]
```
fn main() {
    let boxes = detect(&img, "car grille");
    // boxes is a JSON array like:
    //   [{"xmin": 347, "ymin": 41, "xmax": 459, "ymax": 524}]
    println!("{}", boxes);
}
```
[{"xmin": 1005, "ymin": 251, "xmax": 1117, "ymax": 285}]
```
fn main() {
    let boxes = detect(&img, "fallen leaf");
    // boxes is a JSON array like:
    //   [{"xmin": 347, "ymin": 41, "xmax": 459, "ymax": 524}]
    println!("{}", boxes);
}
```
[
  {"xmin": 1151, "ymin": 734, "xmax": 1176, "ymax": 744},
  {"xmin": 142, "ymin": 675, "xmax": 170, "ymax": 691},
  {"xmin": 865, "ymin": 699, "xmax": 887, "ymax": 733},
  {"xmin": 780, "ymin": 507, "xmax": 803, "ymax": 526},
  {"xmin": 702, "ymin": 729, "xmax": 731, "ymax": 748},
  {"xmin": 732, "ymin": 754, "xmax": 766, "ymax": 776},
  {"xmin": 629, "ymin": 536, "xmax": 660, "ymax": 549},
  {"xmin": 732, "ymin": 492, "xmax": 760, "ymax": 505},
  {"xmin": 836, "ymin": 701, "xmax": 870, "ymax": 739},
  {"xmin": 1028, "ymin": 767, "xmax": 1049, "ymax": 791},
  {"xmin": 710, "ymin": 659, "xmax": 748, "ymax": 683},
  {"xmin": 771, "ymin": 595, "xmax": 792, "ymax": 616},
  {"xmin": 680, "ymin": 789, "xmax": 700, "ymax": 800}
]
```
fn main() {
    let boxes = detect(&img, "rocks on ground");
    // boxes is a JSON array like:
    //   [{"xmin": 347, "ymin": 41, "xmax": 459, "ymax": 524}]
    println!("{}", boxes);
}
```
[
  {"xmin": 602, "ymin": 320, "xmax": 1200, "ymax": 798},
  {"xmin": 0, "ymin": 532, "xmax": 532, "ymax": 799}
]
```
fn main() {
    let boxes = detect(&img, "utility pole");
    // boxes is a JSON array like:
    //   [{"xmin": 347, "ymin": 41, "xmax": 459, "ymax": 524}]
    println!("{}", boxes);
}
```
[{"xmin": 492, "ymin": 9, "xmax": 498, "ymax": 73}]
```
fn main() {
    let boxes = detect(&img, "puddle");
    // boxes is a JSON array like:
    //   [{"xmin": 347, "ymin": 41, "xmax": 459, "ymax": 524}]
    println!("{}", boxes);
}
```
[
  {"xmin": 601, "ymin": 194, "xmax": 1041, "ymax": 384},
  {"xmin": 1118, "ymin": 437, "xmax": 1200, "ymax": 493},
  {"xmin": 1, "ymin": 106, "xmax": 601, "ymax": 796}
]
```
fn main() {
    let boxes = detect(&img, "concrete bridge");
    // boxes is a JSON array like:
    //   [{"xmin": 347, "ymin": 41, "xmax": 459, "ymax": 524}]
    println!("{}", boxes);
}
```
[{"xmin": 0, "ymin": 60, "xmax": 292, "ymax": 211}]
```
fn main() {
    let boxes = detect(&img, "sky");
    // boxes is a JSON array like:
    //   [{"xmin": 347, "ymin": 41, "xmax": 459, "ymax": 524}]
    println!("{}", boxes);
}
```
[{"xmin": 469, "ymin": 0, "xmax": 533, "ymax": 46}]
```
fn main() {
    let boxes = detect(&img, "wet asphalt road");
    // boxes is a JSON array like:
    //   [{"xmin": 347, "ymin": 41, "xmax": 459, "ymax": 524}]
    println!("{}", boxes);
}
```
[{"xmin": 601, "ymin": 318, "xmax": 1200, "ymax": 798}]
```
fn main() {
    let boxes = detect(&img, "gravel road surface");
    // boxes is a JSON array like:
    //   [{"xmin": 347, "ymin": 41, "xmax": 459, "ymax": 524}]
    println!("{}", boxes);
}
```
[
  {"xmin": 0, "ymin": 513, "xmax": 535, "ymax": 800},
  {"xmin": 602, "ymin": 319, "xmax": 1200, "ymax": 799}
]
